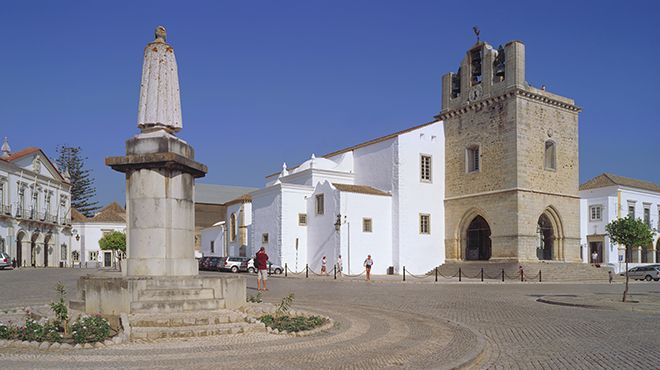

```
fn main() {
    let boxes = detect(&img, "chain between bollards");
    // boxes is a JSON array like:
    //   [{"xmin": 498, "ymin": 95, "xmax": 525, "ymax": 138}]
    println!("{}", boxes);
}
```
[
  {"xmin": 306, "ymin": 264, "xmax": 309, "ymax": 278},
  {"xmin": 458, "ymin": 267, "xmax": 462, "ymax": 282},
  {"xmin": 285, "ymin": 263, "xmax": 288, "ymax": 277},
  {"xmin": 403, "ymin": 266, "xmax": 406, "ymax": 281}
]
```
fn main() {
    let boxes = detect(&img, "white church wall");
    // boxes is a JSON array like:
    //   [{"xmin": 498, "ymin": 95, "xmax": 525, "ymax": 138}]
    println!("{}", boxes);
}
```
[
  {"xmin": 329, "ymin": 152, "xmax": 354, "ymax": 173},
  {"xmin": 201, "ymin": 224, "xmax": 224, "ymax": 257},
  {"xmin": 340, "ymin": 191, "xmax": 392, "ymax": 275},
  {"xmin": 307, "ymin": 182, "xmax": 339, "ymax": 273},
  {"xmin": 280, "ymin": 185, "xmax": 312, "ymax": 272},
  {"xmin": 250, "ymin": 187, "xmax": 282, "ymax": 264},
  {"xmin": 352, "ymin": 138, "xmax": 396, "ymax": 192},
  {"xmin": 396, "ymin": 122, "xmax": 444, "ymax": 274}
]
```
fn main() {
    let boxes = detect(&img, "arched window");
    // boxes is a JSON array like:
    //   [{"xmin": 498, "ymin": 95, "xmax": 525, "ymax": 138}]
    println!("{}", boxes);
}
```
[
  {"xmin": 229, "ymin": 213, "xmax": 236, "ymax": 241},
  {"xmin": 544, "ymin": 141, "xmax": 556, "ymax": 170}
]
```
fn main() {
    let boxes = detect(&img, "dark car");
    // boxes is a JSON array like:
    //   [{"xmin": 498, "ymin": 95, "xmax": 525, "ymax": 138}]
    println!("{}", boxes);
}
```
[{"xmin": 199, "ymin": 256, "xmax": 227, "ymax": 271}]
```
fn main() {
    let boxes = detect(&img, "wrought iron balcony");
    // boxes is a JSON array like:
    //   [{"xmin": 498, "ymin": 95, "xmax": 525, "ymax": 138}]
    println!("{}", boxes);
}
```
[
  {"xmin": 15, "ymin": 206, "xmax": 24, "ymax": 218},
  {"xmin": 48, "ymin": 214, "xmax": 58, "ymax": 223},
  {"xmin": 1, "ymin": 204, "xmax": 10, "ymax": 216},
  {"xmin": 38, "ymin": 211, "xmax": 46, "ymax": 221},
  {"xmin": 28, "ymin": 208, "xmax": 35, "ymax": 220}
]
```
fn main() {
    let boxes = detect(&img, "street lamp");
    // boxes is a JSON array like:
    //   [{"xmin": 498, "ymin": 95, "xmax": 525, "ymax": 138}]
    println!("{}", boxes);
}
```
[
  {"xmin": 334, "ymin": 214, "xmax": 351, "ymax": 274},
  {"xmin": 334, "ymin": 214, "xmax": 342, "ymax": 232}
]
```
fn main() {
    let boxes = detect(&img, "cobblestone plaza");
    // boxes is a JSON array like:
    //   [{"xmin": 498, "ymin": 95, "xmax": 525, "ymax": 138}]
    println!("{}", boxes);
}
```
[{"xmin": 1, "ymin": 269, "xmax": 660, "ymax": 369}]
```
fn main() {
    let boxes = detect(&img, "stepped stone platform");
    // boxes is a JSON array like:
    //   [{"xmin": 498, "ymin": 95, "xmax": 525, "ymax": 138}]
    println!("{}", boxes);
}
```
[
  {"xmin": 437, "ymin": 261, "xmax": 612, "ymax": 282},
  {"xmin": 74, "ymin": 273, "xmax": 246, "ymax": 316}
]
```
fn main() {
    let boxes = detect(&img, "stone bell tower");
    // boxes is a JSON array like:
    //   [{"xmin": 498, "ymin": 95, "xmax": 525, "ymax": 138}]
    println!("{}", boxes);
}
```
[{"xmin": 438, "ymin": 40, "xmax": 582, "ymax": 263}]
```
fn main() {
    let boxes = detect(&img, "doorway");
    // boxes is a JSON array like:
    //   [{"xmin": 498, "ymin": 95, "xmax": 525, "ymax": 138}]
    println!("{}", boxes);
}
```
[
  {"xmin": 537, "ymin": 214, "xmax": 554, "ymax": 260},
  {"xmin": 589, "ymin": 242, "xmax": 603, "ymax": 264},
  {"xmin": 465, "ymin": 216, "xmax": 491, "ymax": 260}
]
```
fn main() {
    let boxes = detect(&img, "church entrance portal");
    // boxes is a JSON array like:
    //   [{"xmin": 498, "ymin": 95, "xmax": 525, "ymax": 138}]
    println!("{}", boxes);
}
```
[
  {"xmin": 537, "ymin": 214, "xmax": 554, "ymax": 260},
  {"xmin": 465, "ymin": 216, "xmax": 491, "ymax": 260}
]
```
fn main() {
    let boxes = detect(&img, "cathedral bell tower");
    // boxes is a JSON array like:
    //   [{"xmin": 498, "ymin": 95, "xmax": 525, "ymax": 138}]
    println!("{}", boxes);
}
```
[{"xmin": 438, "ymin": 40, "xmax": 582, "ymax": 263}]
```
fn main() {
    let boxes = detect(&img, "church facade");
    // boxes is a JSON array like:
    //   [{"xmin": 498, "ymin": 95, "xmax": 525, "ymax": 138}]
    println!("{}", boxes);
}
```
[{"xmin": 204, "ymin": 38, "xmax": 582, "ymax": 274}]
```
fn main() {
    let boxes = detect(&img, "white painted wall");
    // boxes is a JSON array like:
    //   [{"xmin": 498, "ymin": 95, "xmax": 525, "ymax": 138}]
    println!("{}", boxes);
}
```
[
  {"xmin": 280, "ymin": 185, "xmax": 312, "ymax": 272},
  {"xmin": 71, "ymin": 222, "xmax": 126, "ymax": 266},
  {"xmin": 339, "ymin": 190, "xmax": 392, "ymax": 275},
  {"xmin": 201, "ymin": 224, "xmax": 224, "ymax": 257},
  {"xmin": 250, "ymin": 187, "xmax": 282, "ymax": 263},
  {"xmin": 396, "ymin": 122, "xmax": 444, "ymax": 274},
  {"xmin": 307, "ymin": 182, "xmax": 339, "ymax": 273}
]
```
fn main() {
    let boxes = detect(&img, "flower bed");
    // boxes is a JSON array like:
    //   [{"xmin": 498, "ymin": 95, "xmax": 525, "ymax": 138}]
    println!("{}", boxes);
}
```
[{"xmin": 258, "ymin": 314, "xmax": 328, "ymax": 333}]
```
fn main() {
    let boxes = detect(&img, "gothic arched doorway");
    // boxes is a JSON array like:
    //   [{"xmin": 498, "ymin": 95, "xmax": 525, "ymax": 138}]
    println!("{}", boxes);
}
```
[
  {"xmin": 537, "ymin": 214, "xmax": 554, "ymax": 260},
  {"xmin": 16, "ymin": 232, "xmax": 25, "ymax": 267},
  {"xmin": 466, "ymin": 216, "xmax": 491, "ymax": 260}
]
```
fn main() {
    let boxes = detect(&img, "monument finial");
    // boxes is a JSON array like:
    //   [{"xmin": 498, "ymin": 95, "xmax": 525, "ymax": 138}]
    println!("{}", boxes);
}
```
[
  {"xmin": 472, "ymin": 26, "xmax": 480, "ymax": 43},
  {"xmin": 1, "ymin": 136, "xmax": 10, "ymax": 158},
  {"xmin": 155, "ymin": 26, "xmax": 167, "ymax": 43}
]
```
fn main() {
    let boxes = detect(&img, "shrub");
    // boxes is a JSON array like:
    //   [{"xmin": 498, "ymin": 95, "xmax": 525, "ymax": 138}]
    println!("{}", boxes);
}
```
[
  {"xmin": 71, "ymin": 315, "xmax": 110, "ymax": 344},
  {"xmin": 259, "ymin": 314, "xmax": 328, "ymax": 333},
  {"xmin": 0, "ymin": 322, "xmax": 19, "ymax": 340},
  {"xmin": 50, "ymin": 282, "xmax": 69, "ymax": 333},
  {"xmin": 247, "ymin": 292, "xmax": 263, "ymax": 303},
  {"xmin": 275, "ymin": 293, "xmax": 295, "ymax": 316},
  {"xmin": 19, "ymin": 319, "xmax": 46, "ymax": 341}
]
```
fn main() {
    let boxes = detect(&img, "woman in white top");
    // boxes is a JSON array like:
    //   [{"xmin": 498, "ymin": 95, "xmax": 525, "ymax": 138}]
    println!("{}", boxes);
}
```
[{"xmin": 363, "ymin": 255, "xmax": 373, "ymax": 281}]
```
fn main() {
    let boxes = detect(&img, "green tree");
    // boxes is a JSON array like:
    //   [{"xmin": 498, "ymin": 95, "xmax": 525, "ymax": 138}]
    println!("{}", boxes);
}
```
[
  {"xmin": 55, "ymin": 145, "xmax": 100, "ymax": 217},
  {"xmin": 605, "ymin": 216, "xmax": 654, "ymax": 302},
  {"xmin": 99, "ymin": 231, "xmax": 126, "ymax": 270}
]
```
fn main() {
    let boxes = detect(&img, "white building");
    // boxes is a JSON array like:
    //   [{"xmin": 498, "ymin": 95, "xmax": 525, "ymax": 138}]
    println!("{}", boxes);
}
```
[
  {"xmin": 207, "ymin": 121, "xmax": 444, "ymax": 275},
  {"xmin": 580, "ymin": 173, "xmax": 660, "ymax": 273},
  {"xmin": 71, "ymin": 202, "xmax": 127, "ymax": 268},
  {"xmin": 0, "ymin": 138, "xmax": 73, "ymax": 267}
]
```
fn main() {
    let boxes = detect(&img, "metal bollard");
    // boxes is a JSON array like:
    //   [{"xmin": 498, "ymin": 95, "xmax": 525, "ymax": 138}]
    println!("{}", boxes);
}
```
[
  {"xmin": 520, "ymin": 268, "xmax": 524, "ymax": 282},
  {"xmin": 403, "ymin": 266, "xmax": 406, "ymax": 281},
  {"xmin": 306, "ymin": 264, "xmax": 309, "ymax": 278},
  {"xmin": 334, "ymin": 265, "xmax": 336, "ymax": 280},
  {"xmin": 458, "ymin": 267, "xmax": 462, "ymax": 282},
  {"xmin": 501, "ymin": 268, "xmax": 505, "ymax": 282},
  {"xmin": 285, "ymin": 263, "xmax": 288, "ymax": 277},
  {"xmin": 481, "ymin": 268, "xmax": 484, "ymax": 282},
  {"xmin": 435, "ymin": 267, "xmax": 438, "ymax": 282},
  {"xmin": 539, "ymin": 269, "xmax": 542, "ymax": 283}
]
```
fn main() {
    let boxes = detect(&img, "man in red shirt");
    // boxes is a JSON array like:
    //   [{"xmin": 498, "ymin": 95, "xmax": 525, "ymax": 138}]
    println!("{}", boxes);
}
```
[{"xmin": 255, "ymin": 247, "xmax": 269, "ymax": 291}]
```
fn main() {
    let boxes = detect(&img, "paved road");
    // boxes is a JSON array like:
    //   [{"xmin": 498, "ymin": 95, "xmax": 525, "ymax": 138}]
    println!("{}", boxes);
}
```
[{"xmin": 1, "ymin": 268, "xmax": 660, "ymax": 369}]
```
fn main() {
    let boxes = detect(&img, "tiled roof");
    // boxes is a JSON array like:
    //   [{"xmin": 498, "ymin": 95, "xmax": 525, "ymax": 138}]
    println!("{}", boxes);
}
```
[
  {"xmin": 90, "ymin": 202, "xmax": 126, "ymax": 223},
  {"xmin": 580, "ymin": 173, "xmax": 660, "ymax": 193},
  {"xmin": 0, "ymin": 147, "xmax": 40, "ymax": 162},
  {"xmin": 332, "ymin": 183, "xmax": 391, "ymax": 196},
  {"xmin": 71, "ymin": 208, "xmax": 88, "ymax": 222},
  {"xmin": 224, "ymin": 194, "xmax": 252, "ymax": 206}
]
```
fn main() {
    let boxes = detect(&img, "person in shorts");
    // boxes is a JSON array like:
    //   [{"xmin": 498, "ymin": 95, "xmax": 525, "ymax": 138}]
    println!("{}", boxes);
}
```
[
  {"xmin": 364, "ymin": 255, "xmax": 374, "ymax": 281},
  {"xmin": 256, "ymin": 247, "xmax": 269, "ymax": 291},
  {"xmin": 321, "ymin": 256, "xmax": 327, "ymax": 275},
  {"xmin": 337, "ymin": 254, "xmax": 343, "ymax": 276}
]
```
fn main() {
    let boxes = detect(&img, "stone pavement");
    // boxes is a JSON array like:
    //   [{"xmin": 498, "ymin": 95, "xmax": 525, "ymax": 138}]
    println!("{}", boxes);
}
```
[{"xmin": 1, "ymin": 268, "xmax": 660, "ymax": 369}]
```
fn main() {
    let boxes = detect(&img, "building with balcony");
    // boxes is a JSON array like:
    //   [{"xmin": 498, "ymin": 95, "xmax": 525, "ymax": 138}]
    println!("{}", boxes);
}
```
[{"xmin": 0, "ymin": 138, "xmax": 73, "ymax": 267}]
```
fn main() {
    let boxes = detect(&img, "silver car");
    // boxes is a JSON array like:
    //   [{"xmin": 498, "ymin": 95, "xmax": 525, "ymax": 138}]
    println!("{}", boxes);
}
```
[
  {"xmin": 626, "ymin": 266, "xmax": 660, "ymax": 281},
  {"xmin": 0, "ymin": 252, "xmax": 12, "ymax": 269}
]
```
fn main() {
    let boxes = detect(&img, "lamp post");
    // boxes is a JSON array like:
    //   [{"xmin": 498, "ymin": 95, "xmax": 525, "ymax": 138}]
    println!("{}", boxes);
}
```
[{"xmin": 334, "ymin": 214, "xmax": 350, "ymax": 274}]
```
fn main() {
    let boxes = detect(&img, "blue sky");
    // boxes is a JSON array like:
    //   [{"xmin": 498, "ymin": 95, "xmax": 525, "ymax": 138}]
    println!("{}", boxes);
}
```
[{"xmin": 1, "ymin": 1, "xmax": 658, "ymax": 206}]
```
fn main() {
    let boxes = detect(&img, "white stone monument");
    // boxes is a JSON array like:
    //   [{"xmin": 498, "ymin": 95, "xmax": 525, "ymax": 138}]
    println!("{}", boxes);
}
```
[{"xmin": 76, "ymin": 27, "xmax": 245, "ymax": 317}]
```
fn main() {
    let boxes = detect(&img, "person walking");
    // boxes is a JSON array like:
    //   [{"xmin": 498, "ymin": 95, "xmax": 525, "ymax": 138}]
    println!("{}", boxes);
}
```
[
  {"xmin": 256, "ymin": 247, "xmax": 269, "ymax": 291},
  {"xmin": 321, "ymin": 256, "xmax": 327, "ymax": 275},
  {"xmin": 608, "ymin": 270, "xmax": 613, "ymax": 284},
  {"xmin": 337, "ymin": 254, "xmax": 343, "ymax": 276},
  {"xmin": 363, "ymin": 255, "xmax": 374, "ymax": 281},
  {"xmin": 591, "ymin": 251, "xmax": 598, "ymax": 266}
]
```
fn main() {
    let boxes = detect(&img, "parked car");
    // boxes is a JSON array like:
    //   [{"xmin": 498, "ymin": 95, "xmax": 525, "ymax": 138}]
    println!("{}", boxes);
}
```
[
  {"xmin": 199, "ymin": 256, "xmax": 227, "ymax": 271},
  {"xmin": 221, "ymin": 256, "xmax": 250, "ymax": 273},
  {"xmin": 0, "ymin": 252, "xmax": 12, "ymax": 270},
  {"xmin": 625, "ymin": 266, "xmax": 660, "ymax": 281},
  {"xmin": 247, "ymin": 258, "xmax": 283, "ymax": 274}
]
